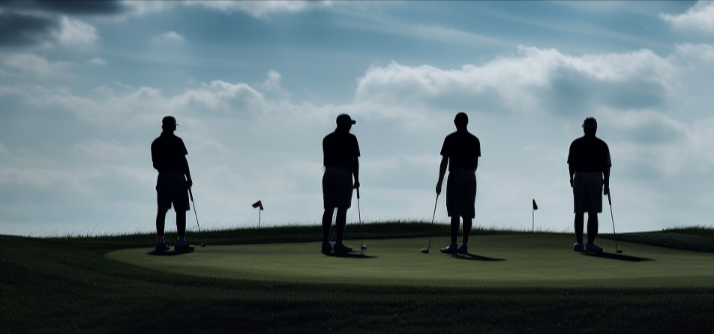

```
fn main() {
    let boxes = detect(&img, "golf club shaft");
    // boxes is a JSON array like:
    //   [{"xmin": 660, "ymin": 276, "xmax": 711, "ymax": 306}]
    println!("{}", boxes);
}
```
[
  {"xmin": 608, "ymin": 192, "xmax": 617, "ymax": 252},
  {"xmin": 357, "ymin": 187, "xmax": 362, "ymax": 248},
  {"xmin": 427, "ymin": 194, "xmax": 439, "ymax": 250},
  {"xmin": 189, "ymin": 188, "xmax": 200, "ymax": 232}
]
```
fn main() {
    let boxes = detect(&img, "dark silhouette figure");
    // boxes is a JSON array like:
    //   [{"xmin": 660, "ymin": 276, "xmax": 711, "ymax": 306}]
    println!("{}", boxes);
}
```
[
  {"xmin": 568, "ymin": 117, "xmax": 611, "ymax": 253},
  {"xmin": 436, "ymin": 112, "xmax": 481, "ymax": 254},
  {"xmin": 151, "ymin": 116, "xmax": 193, "ymax": 252},
  {"xmin": 322, "ymin": 114, "xmax": 360, "ymax": 254}
]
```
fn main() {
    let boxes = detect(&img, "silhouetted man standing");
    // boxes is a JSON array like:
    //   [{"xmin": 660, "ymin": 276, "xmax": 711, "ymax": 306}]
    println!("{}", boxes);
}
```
[
  {"xmin": 568, "ymin": 117, "xmax": 611, "ymax": 253},
  {"xmin": 436, "ymin": 112, "xmax": 480, "ymax": 254},
  {"xmin": 322, "ymin": 114, "xmax": 360, "ymax": 254},
  {"xmin": 151, "ymin": 116, "xmax": 193, "ymax": 252}
]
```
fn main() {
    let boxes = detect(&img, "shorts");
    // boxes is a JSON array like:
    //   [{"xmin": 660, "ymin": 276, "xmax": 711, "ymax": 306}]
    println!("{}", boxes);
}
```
[
  {"xmin": 322, "ymin": 167, "xmax": 353, "ymax": 210},
  {"xmin": 573, "ymin": 172, "xmax": 603, "ymax": 214},
  {"xmin": 156, "ymin": 173, "xmax": 190, "ymax": 212},
  {"xmin": 446, "ymin": 168, "xmax": 477, "ymax": 218}
]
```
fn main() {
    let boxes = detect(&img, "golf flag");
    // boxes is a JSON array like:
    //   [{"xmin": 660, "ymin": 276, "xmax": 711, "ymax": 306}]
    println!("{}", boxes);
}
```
[
  {"xmin": 532, "ymin": 199, "xmax": 538, "ymax": 210},
  {"xmin": 252, "ymin": 200, "xmax": 263, "ymax": 210}
]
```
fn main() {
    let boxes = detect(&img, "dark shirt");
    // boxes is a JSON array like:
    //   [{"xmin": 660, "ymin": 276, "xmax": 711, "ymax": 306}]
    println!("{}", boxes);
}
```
[
  {"xmin": 567, "ymin": 136, "xmax": 611, "ymax": 173},
  {"xmin": 440, "ymin": 131, "xmax": 481, "ymax": 171},
  {"xmin": 323, "ymin": 130, "xmax": 360, "ymax": 170},
  {"xmin": 151, "ymin": 132, "xmax": 188, "ymax": 174}
]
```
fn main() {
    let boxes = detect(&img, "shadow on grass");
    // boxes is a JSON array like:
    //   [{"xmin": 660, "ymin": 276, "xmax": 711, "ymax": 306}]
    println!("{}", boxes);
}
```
[{"xmin": 580, "ymin": 251, "xmax": 653, "ymax": 262}]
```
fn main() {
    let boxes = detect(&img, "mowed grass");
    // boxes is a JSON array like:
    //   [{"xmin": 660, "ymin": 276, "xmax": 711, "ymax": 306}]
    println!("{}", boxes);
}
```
[
  {"xmin": 4, "ymin": 222, "xmax": 714, "ymax": 333},
  {"xmin": 108, "ymin": 234, "xmax": 714, "ymax": 288}
]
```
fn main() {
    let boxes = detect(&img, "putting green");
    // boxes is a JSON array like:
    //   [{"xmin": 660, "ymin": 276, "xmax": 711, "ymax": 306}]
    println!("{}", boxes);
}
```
[{"xmin": 107, "ymin": 234, "xmax": 714, "ymax": 287}]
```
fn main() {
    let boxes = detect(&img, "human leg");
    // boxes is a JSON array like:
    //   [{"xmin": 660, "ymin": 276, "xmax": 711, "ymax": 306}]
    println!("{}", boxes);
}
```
[
  {"xmin": 322, "ymin": 209, "xmax": 333, "ymax": 243},
  {"xmin": 574, "ymin": 213, "xmax": 584, "ymax": 244},
  {"xmin": 586, "ymin": 211, "xmax": 599, "ymax": 244},
  {"xmin": 156, "ymin": 208, "xmax": 168, "ymax": 237},
  {"xmin": 462, "ymin": 217, "xmax": 472, "ymax": 245},
  {"xmin": 176, "ymin": 209, "xmax": 187, "ymax": 239},
  {"xmin": 450, "ymin": 215, "xmax": 460, "ymax": 245},
  {"xmin": 335, "ymin": 208, "xmax": 347, "ymax": 244}
]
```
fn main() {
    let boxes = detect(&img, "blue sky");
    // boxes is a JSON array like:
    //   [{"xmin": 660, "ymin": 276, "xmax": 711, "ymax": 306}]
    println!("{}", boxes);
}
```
[{"xmin": 2, "ymin": 1, "xmax": 714, "ymax": 236}]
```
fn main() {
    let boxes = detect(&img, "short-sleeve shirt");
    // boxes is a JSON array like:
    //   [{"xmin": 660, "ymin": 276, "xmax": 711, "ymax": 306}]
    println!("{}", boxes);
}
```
[
  {"xmin": 323, "ymin": 131, "xmax": 360, "ymax": 170},
  {"xmin": 567, "ymin": 136, "xmax": 611, "ymax": 173},
  {"xmin": 440, "ymin": 131, "xmax": 481, "ymax": 171},
  {"xmin": 151, "ymin": 133, "xmax": 188, "ymax": 173}
]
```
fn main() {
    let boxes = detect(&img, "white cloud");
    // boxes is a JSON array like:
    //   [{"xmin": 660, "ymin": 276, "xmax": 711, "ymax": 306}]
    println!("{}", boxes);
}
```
[
  {"xmin": 660, "ymin": 1, "xmax": 714, "ymax": 33},
  {"xmin": 3, "ymin": 53, "xmax": 70, "ymax": 76},
  {"xmin": 153, "ymin": 31, "xmax": 185, "ymax": 44},
  {"xmin": 54, "ymin": 16, "xmax": 99, "ymax": 46},
  {"xmin": 183, "ymin": 1, "xmax": 332, "ymax": 19},
  {"xmin": 87, "ymin": 58, "xmax": 107, "ymax": 65},
  {"xmin": 354, "ymin": 46, "xmax": 674, "ymax": 112},
  {"xmin": 676, "ymin": 43, "xmax": 714, "ymax": 62}
]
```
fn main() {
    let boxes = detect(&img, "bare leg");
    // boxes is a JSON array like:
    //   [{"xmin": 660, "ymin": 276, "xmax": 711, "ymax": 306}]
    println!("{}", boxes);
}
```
[
  {"xmin": 462, "ymin": 218, "xmax": 472, "ymax": 245},
  {"xmin": 156, "ymin": 208, "xmax": 168, "ymax": 237},
  {"xmin": 574, "ymin": 213, "xmax": 584, "ymax": 244},
  {"xmin": 450, "ymin": 216, "xmax": 460, "ymax": 245},
  {"xmin": 335, "ymin": 208, "xmax": 347, "ymax": 244},
  {"xmin": 586, "ymin": 211, "xmax": 599, "ymax": 244},
  {"xmin": 177, "ymin": 210, "xmax": 187, "ymax": 239},
  {"xmin": 321, "ymin": 209, "xmax": 333, "ymax": 243}
]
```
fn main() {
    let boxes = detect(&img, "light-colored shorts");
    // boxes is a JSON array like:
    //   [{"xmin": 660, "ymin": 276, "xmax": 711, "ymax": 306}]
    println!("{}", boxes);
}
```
[
  {"xmin": 573, "ymin": 172, "xmax": 603, "ymax": 214},
  {"xmin": 322, "ymin": 167, "xmax": 353, "ymax": 210},
  {"xmin": 156, "ymin": 173, "xmax": 190, "ymax": 212},
  {"xmin": 446, "ymin": 168, "xmax": 477, "ymax": 218}
]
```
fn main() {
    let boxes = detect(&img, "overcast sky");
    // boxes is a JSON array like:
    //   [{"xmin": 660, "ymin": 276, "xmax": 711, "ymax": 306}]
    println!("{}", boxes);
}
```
[{"xmin": 1, "ymin": 1, "xmax": 713, "ymax": 236}]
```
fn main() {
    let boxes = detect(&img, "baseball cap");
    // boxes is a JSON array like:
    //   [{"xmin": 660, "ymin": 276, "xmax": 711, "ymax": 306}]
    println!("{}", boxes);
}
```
[
  {"xmin": 582, "ymin": 117, "xmax": 597, "ymax": 129},
  {"xmin": 162, "ymin": 116, "xmax": 178, "ymax": 126},
  {"xmin": 336, "ymin": 114, "xmax": 356, "ymax": 125}
]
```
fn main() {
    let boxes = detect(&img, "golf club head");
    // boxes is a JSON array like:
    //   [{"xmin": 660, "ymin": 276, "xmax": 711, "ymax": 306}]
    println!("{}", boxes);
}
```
[
  {"xmin": 361, "ymin": 244, "xmax": 367, "ymax": 250},
  {"xmin": 616, "ymin": 250, "xmax": 622, "ymax": 254},
  {"xmin": 200, "ymin": 243, "xmax": 206, "ymax": 248},
  {"xmin": 420, "ymin": 248, "xmax": 430, "ymax": 254}
]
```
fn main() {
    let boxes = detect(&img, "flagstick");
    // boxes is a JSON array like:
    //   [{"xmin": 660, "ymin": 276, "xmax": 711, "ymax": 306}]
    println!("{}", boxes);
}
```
[{"xmin": 532, "ymin": 208, "xmax": 534, "ymax": 233}]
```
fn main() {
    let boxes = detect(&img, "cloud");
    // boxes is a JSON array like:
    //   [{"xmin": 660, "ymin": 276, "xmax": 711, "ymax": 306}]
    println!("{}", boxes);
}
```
[
  {"xmin": 54, "ymin": 16, "xmax": 98, "ymax": 46},
  {"xmin": 183, "ymin": 1, "xmax": 332, "ymax": 19},
  {"xmin": 660, "ymin": 1, "xmax": 714, "ymax": 33},
  {"xmin": 153, "ymin": 31, "xmax": 185, "ymax": 44},
  {"xmin": 2, "ymin": 53, "xmax": 70, "ymax": 75},
  {"xmin": 87, "ymin": 57, "xmax": 106, "ymax": 65},
  {"xmin": 0, "ymin": 1, "xmax": 128, "ymax": 15},
  {"xmin": 676, "ymin": 42, "xmax": 714, "ymax": 62},
  {"xmin": 354, "ymin": 46, "xmax": 674, "ymax": 114},
  {"xmin": 0, "ymin": 12, "xmax": 98, "ymax": 47},
  {"xmin": 0, "ymin": 11, "xmax": 58, "ymax": 47}
]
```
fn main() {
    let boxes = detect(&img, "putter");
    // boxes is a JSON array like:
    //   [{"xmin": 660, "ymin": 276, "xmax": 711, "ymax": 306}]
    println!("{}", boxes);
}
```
[
  {"xmin": 420, "ymin": 194, "xmax": 439, "ymax": 254},
  {"xmin": 357, "ymin": 188, "xmax": 366, "ymax": 251},
  {"xmin": 188, "ymin": 188, "xmax": 207, "ymax": 248},
  {"xmin": 608, "ymin": 191, "xmax": 622, "ymax": 254}
]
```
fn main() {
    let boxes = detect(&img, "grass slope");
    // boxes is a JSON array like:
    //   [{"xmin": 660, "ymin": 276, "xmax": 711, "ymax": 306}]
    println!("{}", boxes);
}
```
[
  {"xmin": 109, "ymin": 234, "xmax": 714, "ymax": 288},
  {"xmin": 3, "ymin": 222, "xmax": 714, "ymax": 333}
]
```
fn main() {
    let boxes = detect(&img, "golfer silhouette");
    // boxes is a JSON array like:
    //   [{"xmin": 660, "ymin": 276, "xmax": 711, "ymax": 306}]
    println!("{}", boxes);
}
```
[
  {"xmin": 436, "ymin": 112, "xmax": 481, "ymax": 255},
  {"xmin": 321, "ymin": 114, "xmax": 361, "ymax": 254},
  {"xmin": 568, "ymin": 117, "xmax": 611, "ymax": 253},
  {"xmin": 151, "ymin": 116, "xmax": 194, "ymax": 252}
]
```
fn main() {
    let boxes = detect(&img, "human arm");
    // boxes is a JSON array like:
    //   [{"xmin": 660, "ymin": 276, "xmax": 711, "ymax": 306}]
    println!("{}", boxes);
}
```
[
  {"xmin": 569, "ymin": 164, "xmax": 575, "ymax": 188},
  {"xmin": 352, "ymin": 156, "xmax": 360, "ymax": 189},
  {"xmin": 603, "ymin": 167, "xmax": 610, "ymax": 195},
  {"xmin": 436, "ymin": 156, "xmax": 448, "ymax": 195},
  {"xmin": 181, "ymin": 156, "xmax": 193, "ymax": 188}
]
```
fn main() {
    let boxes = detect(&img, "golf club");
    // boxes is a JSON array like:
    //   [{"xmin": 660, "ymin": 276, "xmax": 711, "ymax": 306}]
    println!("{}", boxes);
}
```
[
  {"xmin": 357, "ymin": 188, "xmax": 366, "ymax": 251},
  {"xmin": 420, "ymin": 194, "xmax": 439, "ymax": 254},
  {"xmin": 608, "ymin": 191, "xmax": 622, "ymax": 254},
  {"xmin": 188, "ymin": 188, "xmax": 206, "ymax": 248}
]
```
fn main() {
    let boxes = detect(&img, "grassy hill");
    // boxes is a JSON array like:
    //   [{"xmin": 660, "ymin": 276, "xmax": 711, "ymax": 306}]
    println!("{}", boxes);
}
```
[{"xmin": 2, "ymin": 222, "xmax": 714, "ymax": 333}]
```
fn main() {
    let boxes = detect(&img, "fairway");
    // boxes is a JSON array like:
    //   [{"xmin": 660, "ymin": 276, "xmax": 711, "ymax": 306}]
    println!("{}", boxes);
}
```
[{"xmin": 107, "ymin": 234, "xmax": 714, "ymax": 288}]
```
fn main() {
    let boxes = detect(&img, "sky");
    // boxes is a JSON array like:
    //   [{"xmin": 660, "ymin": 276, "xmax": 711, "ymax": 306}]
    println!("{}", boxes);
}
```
[{"xmin": 1, "ymin": 1, "xmax": 714, "ymax": 236}]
